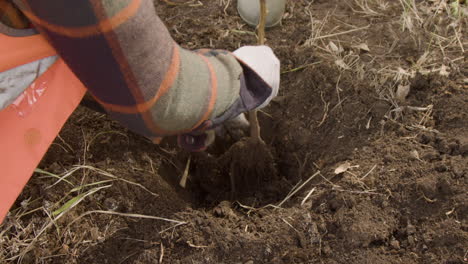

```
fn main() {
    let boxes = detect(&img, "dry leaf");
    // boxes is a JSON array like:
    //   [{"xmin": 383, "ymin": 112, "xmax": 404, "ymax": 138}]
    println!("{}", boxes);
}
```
[
  {"xmin": 396, "ymin": 84, "xmax": 410, "ymax": 102},
  {"xmin": 334, "ymin": 162, "xmax": 351, "ymax": 175},
  {"xmin": 410, "ymin": 150, "xmax": 421, "ymax": 160},
  {"xmin": 353, "ymin": 43, "xmax": 370, "ymax": 52},
  {"xmin": 416, "ymin": 52, "xmax": 429, "ymax": 67},
  {"xmin": 335, "ymin": 59, "xmax": 350, "ymax": 70},
  {"xmin": 328, "ymin": 41, "xmax": 342, "ymax": 54},
  {"xmin": 439, "ymin": 65, "xmax": 450, "ymax": 77}
]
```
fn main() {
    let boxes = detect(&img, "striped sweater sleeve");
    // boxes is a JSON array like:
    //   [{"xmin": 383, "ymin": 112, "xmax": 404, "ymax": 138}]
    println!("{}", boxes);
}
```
[{"xmin": 14, "ymin": 0, "xmax": 272, "ymax": 140}]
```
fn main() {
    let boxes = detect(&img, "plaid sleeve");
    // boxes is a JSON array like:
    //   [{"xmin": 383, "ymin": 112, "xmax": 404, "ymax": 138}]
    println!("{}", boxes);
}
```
[
  {"xmin": 14, "ymin": 0, "xmax": 271, "ymax": 140},
  {"xmin": 0, "ymin": 0, "xmax": 29, "ymax": 28}
]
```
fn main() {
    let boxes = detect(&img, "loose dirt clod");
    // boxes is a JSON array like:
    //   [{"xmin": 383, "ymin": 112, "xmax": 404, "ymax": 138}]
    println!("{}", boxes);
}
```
[{"xmin": 222, "ymin": 137, "xmax": 276, "ymax": 197}]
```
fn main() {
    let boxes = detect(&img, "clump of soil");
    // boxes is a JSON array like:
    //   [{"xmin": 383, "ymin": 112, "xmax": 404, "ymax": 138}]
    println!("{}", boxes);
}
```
[
  {"xmin": 1, "ymin": 0, "xmax": 467, "ymax": 264},
  {"xmin": 222, "ymin": 138, "xmax": 277, "ymax": 196}
]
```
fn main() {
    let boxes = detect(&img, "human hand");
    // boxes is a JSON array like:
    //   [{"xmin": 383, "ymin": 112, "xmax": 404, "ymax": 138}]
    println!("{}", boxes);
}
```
[
  {"xmin": 233, "ymin": 45, "xmax": 280, "ymax": 109},
  {"xmin": 177, "ymin": 113, "xmax": 249, "ymax": 152}
]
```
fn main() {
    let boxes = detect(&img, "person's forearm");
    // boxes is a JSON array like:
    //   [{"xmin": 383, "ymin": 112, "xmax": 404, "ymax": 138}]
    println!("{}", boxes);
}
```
[{"xmin": 15, "ymin": 0, "xmax": 270, "ymax": 139}]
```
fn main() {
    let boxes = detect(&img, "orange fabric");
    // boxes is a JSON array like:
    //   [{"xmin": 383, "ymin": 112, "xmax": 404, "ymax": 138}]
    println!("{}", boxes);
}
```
[
  {"xmin": 0, "ymin": 38, "xmax": 86, "ymax": 222},
  {"xmin": 0, "ymin": 33, "xmax": 56, "ymax": 72},
  {"xmin": 21, "ymin": 0, "xmax": 141, "ymax": 38}
]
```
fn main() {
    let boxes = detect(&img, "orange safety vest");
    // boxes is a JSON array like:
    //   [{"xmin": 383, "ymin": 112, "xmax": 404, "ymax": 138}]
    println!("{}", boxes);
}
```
[{"xmin": 0, "ymin": 31, "xmax": 86, "ymax": 222}]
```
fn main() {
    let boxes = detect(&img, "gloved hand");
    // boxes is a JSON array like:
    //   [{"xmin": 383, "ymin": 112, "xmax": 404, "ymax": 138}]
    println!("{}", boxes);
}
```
[
  {"xmin": 178, "ymin": 114, "xmax": 249, "ymax": 152},
  {"xmin": 233, "ymin": 45, "xmax": 280, "ymax": 109},
  {"xmin": 178, "ymin": 46, "xmax": 280, "ymax": 152}
]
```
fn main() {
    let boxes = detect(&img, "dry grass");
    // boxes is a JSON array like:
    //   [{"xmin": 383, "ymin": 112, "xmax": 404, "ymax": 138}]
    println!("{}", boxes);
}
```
[
  {"xmin": 0, "ymin": 162, "xmax": 169, "ymax": 263},
  {"xmin": 361, "ymin": 0, "xmax": 466, "ymax": 129},
  {"xmin": 0, "ymin": 128, "xmax": 166, "ymax": 263}
]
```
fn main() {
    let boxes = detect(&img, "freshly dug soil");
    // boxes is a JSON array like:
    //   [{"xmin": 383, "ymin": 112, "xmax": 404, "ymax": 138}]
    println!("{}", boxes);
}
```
[{"xmin": 2, "ymin": 1, "xmax": 467, "ymax": 263}]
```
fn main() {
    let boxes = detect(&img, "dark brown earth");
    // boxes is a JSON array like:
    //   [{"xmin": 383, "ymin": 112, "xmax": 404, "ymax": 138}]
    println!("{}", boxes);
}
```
[{"xmin": 1, "ymin": 0, "xmax": 467, "ymax": 263}]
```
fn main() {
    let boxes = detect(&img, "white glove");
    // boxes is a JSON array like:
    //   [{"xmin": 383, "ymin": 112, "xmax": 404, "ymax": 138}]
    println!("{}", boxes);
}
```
[{"xmin": 233, "ymin": 45, "xmax": 280, "ymax": 109}]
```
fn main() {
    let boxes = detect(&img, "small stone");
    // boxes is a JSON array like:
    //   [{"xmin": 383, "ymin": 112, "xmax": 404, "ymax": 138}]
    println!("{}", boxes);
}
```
[
  {"xmin": 436, "ymin": 139, "xmax": 450, "ymax": 154},
  {"xmin": 213, "ymin": 201, "xmax": 235, "ymax": 218},
  {"xmin": 322, "ymin": 244, "xmax": 332, "ymax": 256},
  {"xmin": 372, "ymin": 101, "xmax": 390, "ymax": 118},
  {"xmin": 382, "ymin": 200, "xmax": 389, "ymax": 207},
  {"xmin": 410, "ymin": 150, "xmax": 421, "ymax": 161},
  {"xmin": 397, "ymin": 228, "xmax": 406, "ymax": 237},
  {"xmin": 308, "ymin": 223, "xmax": 321, "ymax": 244},
  {"xmin": 416, "ymin": 177, "xmax": 437, "ymax": 199},
  {"xmin": 48, "ymin": 162, "xmax": 61, "ymax": 173},
  {"xmin": 422, "ymin": 150, "xmax": 439, "ymax": 161},
  {"xmin": 448, "ymin": 141, "xmax": 459, "ymax": 155},
  {"xmin": 422, "ymin": 233, "xmax": 433, "ymax": 243},
  {"xmin": 383, "ymin": 154, "xmax": 395, "ymax": 163},
  {"xmin": 90, "ymin": 227, "xmax": 99, "ymax": 240},
  {"xmin": 401, "ymin": 240, "xmax": 408, "ymax": 248},
  {"xmin": 407, "ymin": 224, "xmax": 416, "ymax": 235},
  {"xmin": 418, "ymin": 132, "xmax": 434, "ymax": 144},
  {"xmin": 459, "ymin": 140, "xmax": 468, "ymax": 155},
  {"xmin": 104, "ymin": 197, "xmax": 119, "ymax": 211},
  {"xmin": 437, "ymin": 178, "xmax": 452, "ymax": 195},
  {"xmin": 452, "ymin": 165, "xmax": 465, "ymax": 178},
  {"xmin": 265, "ymin": 246, "xmax": 272, "ymax": 255},
  {"xmin": 434, "ymin": 163, "xmax": 447, "ymax": 172},
  {"xmin": 123, "ymin": 152, "xmax": 136, "ymax": 164},
  {"xmin": 422, "ymin": 244, "xmax": 428, "ymax": 251},
  {"xmin": 390, "ymin": 240, "xmax": 400, "ymax": 250}
]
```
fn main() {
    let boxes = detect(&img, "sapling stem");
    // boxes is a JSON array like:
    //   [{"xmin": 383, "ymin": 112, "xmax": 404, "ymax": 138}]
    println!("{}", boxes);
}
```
[{"xmin": 249, "ymin": 0, "xmax": 267, "ymax": 142}]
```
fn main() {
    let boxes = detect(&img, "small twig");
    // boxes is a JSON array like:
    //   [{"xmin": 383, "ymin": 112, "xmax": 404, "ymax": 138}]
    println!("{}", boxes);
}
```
[
  {"xmin": 320, "ymin": 173, "xmax": 341, "ymax": 188},
  {"xmin": 187, "ymin": 241, "xmax": 211, "ymax": 248},
  {"xmin": 158, "ymin": 222, "xmax": 187, "ymax": 234},
  {"xmin": 230, "ymin": 29, "xmax": 256, "ymax": 36},
  {"xmin": 278, "ymin": 171, "xmax": 321, "ymax": 207},
  {"xmin": 317, "ymin": 91, "xmax": 330, "ymax": 127},
  {"xmin": 222, "ymin": 0, "xmax": 231, "ymax": 15},
  {"xmin": 282, "ymin": 61, "xmax": 322, "ymax": 74},
  {"xmin": 301, "ymin": 187, "xmax": 316, "ymax": 206},
  {"xmin": 257, "ymin": 0, "xmax": 267, "ymax": 46},
  {"xmin": 310, "ymin": 25, "xmax": 370, "ymax": 41},
  {"xmin": 281, "ymin": 218, "xmax": 300, "ymax": 233},
  {"xmin": 360, "ymin": 165, "xmax": 377, "ymax": 181},
  {"xmin": 142, "ymin": 154, "xmax": 156, "ymax": 174},
  {"xmin": 420, "ymin": 193, "xmax": 437, "ymax": 203},
  {"xmin": 57, "ymin": 134, "xmax": 74, "ymax": 152},
  {"xmin": 66, "ymin": 210, "xmax": 187, "ymax": 230},
  {"xmin": 332, "ymin": 188, "xmax": 383, "ymax": 195},
  {"xmin": 335, "ymin": 74, "xmax": 343, "ymax": 113},
  {"xmin": 161, "ymin": 0, "xmax": 201, "ymax": 6},
  {"xmin": 75, "ymin": 165, "xmax": 159, "ymax": 197},
  {"xmin": 179, "ymin": 156, "xmax": 191, "ymax": 188},
  {"xmin": 159, "ymin": 243, "xmax": 164, "ymax": 264}
]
